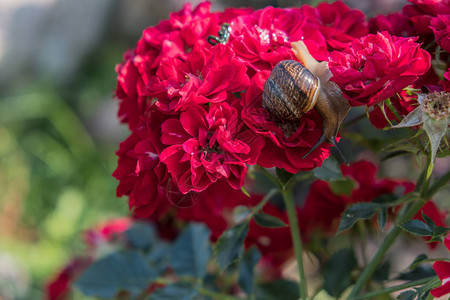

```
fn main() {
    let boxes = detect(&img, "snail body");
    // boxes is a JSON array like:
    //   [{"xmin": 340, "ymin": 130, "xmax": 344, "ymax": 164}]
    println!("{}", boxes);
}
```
[{"xmin": 262, "ymin": 41, "xmax": 350, "ymax": 164}]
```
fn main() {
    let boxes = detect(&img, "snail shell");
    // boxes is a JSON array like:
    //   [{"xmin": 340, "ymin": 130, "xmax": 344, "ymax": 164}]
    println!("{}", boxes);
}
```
[
  {"xmin": 262, "ymin": 41, "xmax": 350, "ymax": 164},
  {"xmin": 263, "ymin": 60, "xmax": 320, "ymax": 121}
]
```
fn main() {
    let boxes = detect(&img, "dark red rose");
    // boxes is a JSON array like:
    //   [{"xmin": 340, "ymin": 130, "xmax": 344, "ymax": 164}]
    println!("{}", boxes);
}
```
[
  {"xmin": 113, "ymin": 108, "xmax": 170, "ymax": 218},
  {"xmin": 404, "ymin": 0, "xmax": 450, "ymax": 36},
  {"xmin": 83, "ymin": 218, "xmax": 132, "ymax": 249},
  {"xmin": 369, "ymin": 12, "xmax": 416, "ymax": 37},
  {"xmin": 115, "ymin": 2, "xmax": 220, "ymax": 129},
  {"xmin": 228, "ymin": 6, "xmax": 328, "ymax": 76},
  {"xmin": 329, "ymin": 31, "xmax": 431, "ymax": 107},
  {"xmin": 430, "ymin": 14, "xmax": 450, "ymax": 52},
  {"xmin": 368, "ymin": 90, "xmax": 419, "ymax": 129},
  {"xmin": 46, "ymin": 258, "xmax": 92, "ymax": 300},
  {"xmin": 431, "ymin": 236, "xmax": 450, "ymax": 298},
  {"xmin": 151, "ymin": 43, "xmax": 250, "ymax": 112},
  {"xmin": 241, "ymin": 72, "xmax": 332, "ymax": 174},
  {"xmin": 160, "ymin": 101, "xmax": 263, "ymax": 194},
  {"xmin": 302, "ymin": 1, "xmax": 368, "ymax": 51},
  {"xmin": 443, "ymin": 67, "xmax": 450, "ymax": 91}
]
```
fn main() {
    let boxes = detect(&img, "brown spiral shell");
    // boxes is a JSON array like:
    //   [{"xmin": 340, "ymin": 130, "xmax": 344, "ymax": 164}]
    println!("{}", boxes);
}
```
[{"xmin": 262, "ymin": 60, "xmax": 320, "ymax": 121}]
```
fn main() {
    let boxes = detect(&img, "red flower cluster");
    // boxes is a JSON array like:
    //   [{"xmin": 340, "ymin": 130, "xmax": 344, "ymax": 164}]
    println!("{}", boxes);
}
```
[
  {"xmin": 114, "ymin": 0, "xmax": 447, "ymax": 218},
  {"xmin": 114, "ymin": 1, "xmax": 374, "ymax": 216},
  {"xmin": 329, "ymin": 31, "xmax": 430, "ymax": 107},
  {"xmin": 365, "ymin": 0, "xmax": 450, "ymax": 126}
]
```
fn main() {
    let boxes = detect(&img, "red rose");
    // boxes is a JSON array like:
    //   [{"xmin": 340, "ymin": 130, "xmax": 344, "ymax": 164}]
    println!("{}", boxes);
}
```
[
  {"xmin": 404, "ymin": 0, "xmax": 450, "ymax": 36},
  {"xmin": 113, "ymin": 108, "xmax": 170, "ymax": 218},
  {"xmin": 229, "ymin": 6, "xmax": 328, "ymax": 76},
  {"xmin": 431, "ymin": 261, "xmax": 450, "ymax": 297},
  {"xmin": 115, "ymin": 2, "xmax": 219, "ymax": 129},
  {"xmin": 83, "ymin": 218, "xmax": 132, "ymax": 249},
  {"xmin": 160, "ymin": 101, "xmax": 263, "ymax": 194},
  {"xmin": 443, "ymin": 67, "xmax": 450, "ymax": 91},
  {"xmin": 431, "ymin": 236, "xmax": 450, "ymax": 298},
  {"xmin": 46, "ymin": 258, "xmax": 92, "ymax": 300},
  {"xmin": 369, "ymin": 12, "xmax": 416, "ymax": 37},
  {"xmin": 303, "ymin": 1, "xmax": 368, "ymax": 51},
  {"xmin": 430, "ymin": 14, "xmax": 450, "ymax": 52},
  {"xmin": 150, "ymin": 43, "xmax": 250, "ymax": 112},
  {"xmin": 329, "ymin": 31, "xmax": 431, "ymax": 107}
]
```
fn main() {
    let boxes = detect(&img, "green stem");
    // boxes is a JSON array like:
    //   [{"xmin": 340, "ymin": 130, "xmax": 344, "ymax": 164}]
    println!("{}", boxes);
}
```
[
  {"xmin": 346, "ymin": 197, "xmax": 427, "ymax": 299},
  {"xmin": 281, "ymin": 187, "xmax": 308, "ymax": 300},
  {"xmin": 354, "ymin": 276, "xmax": 437, "ymax": 300}
]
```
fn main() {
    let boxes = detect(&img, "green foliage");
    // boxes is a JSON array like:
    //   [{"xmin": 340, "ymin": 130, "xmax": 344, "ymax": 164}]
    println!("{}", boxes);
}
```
[
  {"xmin": 238, "ymin": 247, "xmax": 261, "ymax": 295},
  {"xmin": 254, "ymin": 280, "xmax": 299, "ymax": 300},
  {"xmin": 399, "ymin": 212, "xmax": 450, "ymax": 242},
  {"xmin": 253, "ymin": 212, "xmax": 288, "ymax": 228},
  {"xmin": 312, "ymin": 158, "xmax": 343, "ymax": 181},
  {"xmin": 170, "ymin": 223, "xmax": 212, "ymax": 278},
  {"xmin": 323, "ymin": 248, "xmax": 357, "ymax": 297},
  {"xmin": 276, "ymin": 167, "xmax": 295, "ymax": 189},
  {"xmin": 337, "ymin": 203, "xmax": 380, "ymax": 234},
  {"xmin": 149, "ymin": 282, "xmax": 200, "ymax": 300},
  {"xmin": 214, "ymin": 221, "xmax": 249, "ymax": 271},
  {"xmin": 74, "ymin": 250, "xmax": 157, "ymax": 298}
]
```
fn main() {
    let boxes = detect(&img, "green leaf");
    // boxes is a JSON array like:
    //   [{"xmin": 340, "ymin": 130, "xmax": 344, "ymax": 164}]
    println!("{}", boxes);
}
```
[
  {"xmin": 126, "ymin": 222, "xmax": 156, "ymax": 250},
  {"xmin": 423, "ymin": 117, "xmax": 447, "ymax": 179},
  {"xmin": 384, "ymin": 140, "xmax": 421, "ymax": 154},
  {"xmin": 421, "ymin": 212, "xmax": 436, "ymax": 230},
  {"xmin": 398, "ymin": 265, "xmax": 435, "ymax": 281},
  {"xmin": 238, "ymin": 247, "xmax": 261, "ymax": 295},
  {"xmin": 377, "ymin": 208, "xmax": 387, "ymax": 232},
  {"xmin": 149, "ymin": 282, "xmax": 199, "ymax": 300},
  {"xmin": 253, "ymin": 212, "xmax": 288, "ymax": 228},
  {"xmin": 329, "ymin": 179, "xmax": 355, "ymax": 196},
  {"xmin": 399, "ymin": 220, "xmax": 433, "ymax": 236},
  {"xmin": 392, "ymin": 106, "xmax": 424, "ymax": 128},
  {"xmin": 408, "ymin": 254, "xmax": 428, "ymax": 270},
  {"xmin": 215, "ymin": 221, "xmax": 249, "ymax": 270},
  {"xmin": 337, "ymin": 203, "xmax": 380, "ymax": 234},
  {"xmin": 254, "ymin": 280, "xmax": 299, "ymax": 300},
  {"xmin": 312, "ymin": 158, "xmax": 343, "ymax": 181},
  {"xmin": 397, "ymin": 290, "xmax": 417, "ymax": 300},
  {"xmin": 241, "ymin": 186, "xmax": 251, "ymax": 197},
  {"xmin": 74, "ymin": 250, "xmax": 157, "ymax": 298},
  {"xmin": 170, "ymin": 223, "xmax": 211, "ymax": 278},
  {"xmin": 276, "ymin": 167, "xmax": 295, "ymax": 188},
  {"xmin": 323, "ymin": 248, "xmax": 357, "ymax": 297}
]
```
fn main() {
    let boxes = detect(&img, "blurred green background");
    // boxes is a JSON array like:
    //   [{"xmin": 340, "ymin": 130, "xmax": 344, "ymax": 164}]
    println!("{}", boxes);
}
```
[{"xmin": 2, "ymin": 0, "xmax": 437, "ymax": 299}]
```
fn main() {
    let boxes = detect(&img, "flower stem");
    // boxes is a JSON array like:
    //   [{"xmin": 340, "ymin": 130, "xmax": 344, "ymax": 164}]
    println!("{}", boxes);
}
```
[
  {"xmin": 281, "ymin": 187, "xmax": 308, "ymax": 300},
  {"xmin": 353, "ymin": 276, "xmax": 438, "ymax": 300},
  {"xmin": 346, "ymin": 197, "xmax": 426, "ymax": 299}
]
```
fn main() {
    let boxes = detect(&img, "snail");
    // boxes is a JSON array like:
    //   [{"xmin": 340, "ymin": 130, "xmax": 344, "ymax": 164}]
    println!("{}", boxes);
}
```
[{"xmin": 262, "ymin": 41, "xmax": 350, "ymax": 165}]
